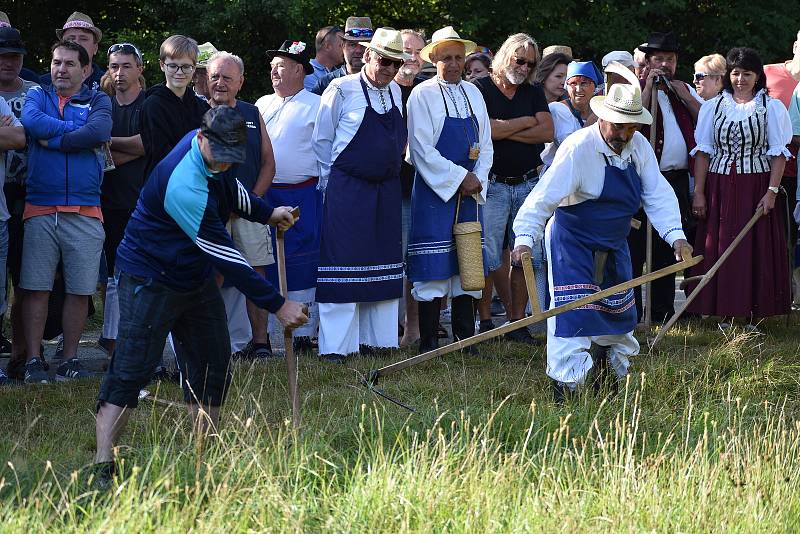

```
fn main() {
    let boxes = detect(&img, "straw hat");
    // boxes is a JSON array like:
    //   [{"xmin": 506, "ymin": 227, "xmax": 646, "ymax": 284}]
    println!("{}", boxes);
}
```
[
  {"xmin": 420, "ymin": 26, "xmax": 476, "ymax": 63},
  {"xmin": 196, "ymin": 42, "xmax": 219, "ymax": 68},
  {"xmin": 56, "ymin": 11, "xmax": 102, "ymax": 42},
  {"xmin": 341, "ymin": 16, "xmax": 374, "ymax": 42},
  {"xmin": 604, "ymin": 60, "xmax": 640, "ymax": 86},
  {"xmin": 589, "ymin": 82, "xmax": 652, "ymax": 125},
  {"xmin": 543, "ymin": 45, "xmax": 573, "ymax": 58},
  {"xmin": 359, "ymin": 28, "xmax": 411, "ymax": 61}
]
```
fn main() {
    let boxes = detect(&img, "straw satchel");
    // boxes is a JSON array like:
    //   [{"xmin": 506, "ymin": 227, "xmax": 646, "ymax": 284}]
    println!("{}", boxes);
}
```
[{"xmin": 452, "ymin": 193, "xmax": 485, "ymax": 291}]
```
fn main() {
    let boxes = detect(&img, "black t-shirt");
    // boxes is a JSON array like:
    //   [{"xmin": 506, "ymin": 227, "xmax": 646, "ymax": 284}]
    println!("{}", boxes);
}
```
[
  {"xmin": 101, "ymin": 91, "xmax": 147, "ymax": 211},
  {"xmin": 474, "ymin": 77, "xmax": 550, "ymax": 177}
]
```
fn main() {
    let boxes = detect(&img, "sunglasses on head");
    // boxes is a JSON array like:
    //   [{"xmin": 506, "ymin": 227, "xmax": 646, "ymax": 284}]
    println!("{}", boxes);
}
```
[
  {"xmin": 345, "ymin": 27, "xmax": 374, "ymax": 39},
  {"xmin": 377, "ymin": 55, "xmax": 403, "ymax": 69},
  {"xmin": 108, "ymin": 42, "xmax": 143, "ymax": 63},
  {"xmin": 514, "ymin": 57, "xmax": 536, "ymax": 69},
  {"xmin": 321, "ymin": 25, "xmax": 343, "ymax": 42}
]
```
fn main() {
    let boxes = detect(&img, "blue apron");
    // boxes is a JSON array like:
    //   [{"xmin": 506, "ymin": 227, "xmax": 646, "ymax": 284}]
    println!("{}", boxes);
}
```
[
  {"xmin": 266, "ymin": 177, "xmax": 323, "ymax": 291},
  {"xmin": 316, "ymin": 78, "xmax": 407, "ymax": 303},
  {"xmin": 550, "ymin": 154, "xmax": 642, "ymax": 337},
  {"xmin": 407, "ymin": 84, "xmax": 487, "ymax": 282}
]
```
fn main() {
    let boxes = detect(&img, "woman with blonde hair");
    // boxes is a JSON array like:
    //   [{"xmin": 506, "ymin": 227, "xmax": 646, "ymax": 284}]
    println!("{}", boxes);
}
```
[{"xmin": 693, "ymin": 53, "xmax": 726, "ymax": 100}]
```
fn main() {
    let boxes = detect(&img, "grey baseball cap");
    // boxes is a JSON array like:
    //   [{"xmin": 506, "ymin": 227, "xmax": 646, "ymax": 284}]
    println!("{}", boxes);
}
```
[{"xmin": 200, "ymin": 106, "xmax": 247, "ymax": 164}]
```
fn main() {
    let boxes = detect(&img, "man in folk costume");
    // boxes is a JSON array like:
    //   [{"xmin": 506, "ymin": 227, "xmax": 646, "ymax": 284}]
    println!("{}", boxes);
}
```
[
  {"xmin": 312, "ymin": 28, "xmax": 409, "ymax": 362},
  {"xmin": 406, "ymin": 27, "xmax": 493, "ymax": 353},
  {"xmin": 512, "ymin": 82, "xmax": 691, "ymax": 401}
]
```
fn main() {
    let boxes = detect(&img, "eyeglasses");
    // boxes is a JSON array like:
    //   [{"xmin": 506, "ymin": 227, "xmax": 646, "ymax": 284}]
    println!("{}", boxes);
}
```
[
  {"xmin": 693, "ymin": 72, "xmax": 722, "ymax": 82},
  {"xmin": 345, "ymin": 27, "xmax": 374, "ymax": 39},
  {"xmin": 164, "ymin": 63, "xmax": 195, "ymax": 74},
  {"xmin": 108, "ymin": 43, "xmax": 143, "ymax": 63},
  {"xmin": 514, "ymin": 57, "xmax": 536, "ymax": 69},
  {"xmin": 377, "ymin": 56, "xmax": 403, "ymax": 69},
  {"xmin": 321, "ymin": 25, "xmax": 343, "ymax": 43}
]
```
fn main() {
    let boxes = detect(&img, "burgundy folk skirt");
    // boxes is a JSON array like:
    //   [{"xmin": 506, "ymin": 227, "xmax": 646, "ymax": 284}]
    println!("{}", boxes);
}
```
[{"xmin": 686, "ymin": 169, "xmax": 791, "ymax": 318}]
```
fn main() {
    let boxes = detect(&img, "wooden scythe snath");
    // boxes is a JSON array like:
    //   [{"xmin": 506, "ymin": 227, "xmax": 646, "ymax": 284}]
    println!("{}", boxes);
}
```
[
  {"xmin": 277, "ymin": 207, "xmax": 302, "ymax": 429},
  {"xmin": 367, "ymin": 248, "xmax": 701, "ymax": 384}
]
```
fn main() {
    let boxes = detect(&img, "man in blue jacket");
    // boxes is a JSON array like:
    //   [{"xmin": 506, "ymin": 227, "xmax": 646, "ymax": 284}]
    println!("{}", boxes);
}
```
[
  {"xmin": 20, "ymin": 40, "xmax": 112, "ymax": 384},
  {"xmin": 93, "ymin": 106, "xmax": 307, "ymax": 483}
]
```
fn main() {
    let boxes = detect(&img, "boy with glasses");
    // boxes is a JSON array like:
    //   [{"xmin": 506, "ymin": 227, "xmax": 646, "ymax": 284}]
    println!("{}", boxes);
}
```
[{"xmin": 141, "ymin": 35, "xmax": 210, "ymax": 179}]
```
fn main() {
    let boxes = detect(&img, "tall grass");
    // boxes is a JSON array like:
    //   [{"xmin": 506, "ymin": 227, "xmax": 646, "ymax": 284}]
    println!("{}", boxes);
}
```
[{"xmin": 1, "ymin": 323, "xmax": 799, "ymax": 532}]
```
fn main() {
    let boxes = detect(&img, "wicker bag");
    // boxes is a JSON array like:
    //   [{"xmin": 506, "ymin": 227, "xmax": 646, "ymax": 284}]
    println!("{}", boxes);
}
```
[{"xmin": 452, "ymin": 193, "xmax": 485, "ymax": 291}]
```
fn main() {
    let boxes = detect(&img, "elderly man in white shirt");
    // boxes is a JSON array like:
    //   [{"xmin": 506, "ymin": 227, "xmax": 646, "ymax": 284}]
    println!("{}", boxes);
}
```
[
  {"xmin": 406, "ymin": 27, "xmax": 493, "ymax": 354},
  {"xmin": 256, "ymin": 40, "xmax": 322, "ymax": 354},
  {"xmin": 312, "ymin": 28, "xmax": 410, "ymax": 362},
  {"xmin": 512, "ymin": 82, "xmax": 691, "ymax": 402}
]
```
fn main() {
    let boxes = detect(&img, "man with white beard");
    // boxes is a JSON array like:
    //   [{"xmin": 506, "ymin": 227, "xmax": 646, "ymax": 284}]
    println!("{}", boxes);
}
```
[{"xmin": 473, "ymin": 33, "xmax": 553, "ymax": 343}]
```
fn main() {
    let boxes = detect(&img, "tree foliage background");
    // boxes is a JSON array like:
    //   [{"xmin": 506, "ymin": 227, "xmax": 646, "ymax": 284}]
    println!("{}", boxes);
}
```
[{"xmin": 6, "ymin": 0, "xmax": 799, "ymax": 101}]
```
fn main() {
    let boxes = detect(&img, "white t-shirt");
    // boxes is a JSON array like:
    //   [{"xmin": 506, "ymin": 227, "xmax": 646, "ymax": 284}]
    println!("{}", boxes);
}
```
[{"xmin": 255, "ymin": 89, "xmax": 321, "ymax": 185}]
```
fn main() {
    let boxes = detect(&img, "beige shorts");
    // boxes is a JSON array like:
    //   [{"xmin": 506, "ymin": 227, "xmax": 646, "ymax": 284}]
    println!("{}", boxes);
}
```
[{"xmin": 228, "ymin": 217, "xmax": 274, "ymax": 267}]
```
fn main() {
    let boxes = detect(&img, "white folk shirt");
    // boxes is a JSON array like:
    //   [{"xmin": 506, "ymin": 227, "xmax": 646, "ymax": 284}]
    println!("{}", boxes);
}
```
[
  {"xmin": 255, "ymin": 89, "xmax": 321, "ymax": 185},
  {"xmin": 406, "ymin": 77, "xmax": 493, "ymax": 204},
  {"xmin": 312, "ymin": 72, "xmax": 403, "ymax": 190},
  {"xmin": 656, "ymin": 84, "xmax": 702, "ymax": 172},
  {"xmin": 540, "ymin": 101, "xmax": 584, "ymax": 166},
  {"xmin": 513, "ymin": 123, "xmax": 686, "ymax": 249}
]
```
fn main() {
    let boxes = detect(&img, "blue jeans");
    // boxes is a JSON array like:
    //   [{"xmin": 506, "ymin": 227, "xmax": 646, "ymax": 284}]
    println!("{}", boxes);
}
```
[{"xmin": 483, "ymin": 178, "xmax": 544, "ymax": 271}]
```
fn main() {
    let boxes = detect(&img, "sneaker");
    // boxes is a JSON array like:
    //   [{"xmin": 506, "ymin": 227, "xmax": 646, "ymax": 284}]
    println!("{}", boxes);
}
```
[
  {"xmin": 0, "ymin": 334, "xmax": 11, "ymax": 356},
  {"xmin": 55, "ymin": 358, "xmax": 91, "ymax": 381},
  {"xmin": 490, "ymin": 296, "xmax": 506, "ymax": 317},
  {"xmin": 24, "ymin": 358, "xmax": 50, "ymax": 384},
  {"xmin": 478, "ymin": 319, "xmax": 495, "ymax": 334},
  {"xmin": 505, "ymin": 327, "xmax": 543, "ymax": 345},
  {"xmin": 231, "ymin": 341, "xmax": 254, "ymax": 361},
  {"xmin": 250, "ymin": 342, "xmax": 275, "ymax": 359},
  {"xmin": 0, "ymin": 367, "xmax": 11, "ymax": 386},
  {"xmin": 52, "ymin": 336, "xmax": 64, "ymax": 361},
  {"xmin": 97, "ymin": 337, "xmax": 115, "ymax": 358}
]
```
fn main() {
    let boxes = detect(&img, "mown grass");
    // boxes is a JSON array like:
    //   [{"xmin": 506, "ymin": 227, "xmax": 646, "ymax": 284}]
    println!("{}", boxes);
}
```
[{"xmin": 1, "ymin": 317, "xmax": 800, "ymax": 532}]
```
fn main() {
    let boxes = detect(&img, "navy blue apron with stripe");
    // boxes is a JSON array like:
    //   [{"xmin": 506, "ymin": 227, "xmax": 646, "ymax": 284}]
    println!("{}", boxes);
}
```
[
  {"xmin": 407, "ymin": 84, "xmax": 487, "ymax": 282},
  {"xmin": 265, "ymin": 177, "xmax": 323, "ymax": 291},
  {"xmin": 316, "ymin": 78, "xmax": 407, "ymax": 303},
  {"xmin": 550, "ymin": 155, "xmax": 641, "ymax": 337}
]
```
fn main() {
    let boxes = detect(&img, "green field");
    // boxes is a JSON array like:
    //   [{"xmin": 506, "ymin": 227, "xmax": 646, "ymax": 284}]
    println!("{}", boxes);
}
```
[{"xmin": 1, "ymin": 318, "xmax": 799, "ymax": 532}]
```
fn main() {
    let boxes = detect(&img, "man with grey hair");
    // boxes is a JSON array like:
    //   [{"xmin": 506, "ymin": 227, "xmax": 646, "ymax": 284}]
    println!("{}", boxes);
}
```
[
  {"xmin": 473, "ymin": 32, "xmax": 553, "ymax": 344},
  {"xmin": 305, "ymin": 25, "xmax": 344, "ymax": 91},
  {"xmin": 207, "ymin": 51, "xmax": 278, "ymax": 359}
]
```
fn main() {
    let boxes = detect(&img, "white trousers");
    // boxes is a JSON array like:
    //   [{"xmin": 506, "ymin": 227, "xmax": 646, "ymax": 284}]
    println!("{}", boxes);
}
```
[
  {"xmin": 318, "ymin": 300, "xmax": 399, "ymax": 355},
  {"xmin": 221, "ymin": 286, "xmax": 252, "ymax": 353},
  {"xmin": 544, "ymin": 219, "xmax": 638, "ymax": 388},
  {"xmin": 411, "ymin": 275, "xmax": 481, "ymax": 301}
]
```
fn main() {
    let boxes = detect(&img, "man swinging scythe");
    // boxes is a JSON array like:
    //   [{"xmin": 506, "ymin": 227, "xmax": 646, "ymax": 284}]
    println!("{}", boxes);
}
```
[{"xmin": 511, "ymin": 81, "xmax": 691, "ymax": 401}]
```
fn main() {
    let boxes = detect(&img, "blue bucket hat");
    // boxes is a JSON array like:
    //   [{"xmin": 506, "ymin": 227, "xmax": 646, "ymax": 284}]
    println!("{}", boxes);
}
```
[{"xmin": 566, "ymin": 61, "xmax": 602, "ymax": 86}]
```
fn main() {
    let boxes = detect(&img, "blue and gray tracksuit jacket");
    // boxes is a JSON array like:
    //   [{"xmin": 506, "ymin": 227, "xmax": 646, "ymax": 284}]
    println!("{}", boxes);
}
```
[{"xmin": 115, "ymin": 130, "xmax": 285, "ymax": 312}]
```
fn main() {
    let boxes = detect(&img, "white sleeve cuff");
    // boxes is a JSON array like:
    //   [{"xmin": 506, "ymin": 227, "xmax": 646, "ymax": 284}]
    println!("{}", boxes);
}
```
[
  {"xmin": 690, "ymin": 144, "xmax": 715, "ymax": 157},
  {"xmin": 766, "ymin": 145, "xmax": 793, "ymax": 159},
  {"xmin": 513, "ymin": 233, "xmax": 535, "ymax": 250},
  {"xmin": 662, "ymin": 228, "xmax": 687, "ymax": 247}
]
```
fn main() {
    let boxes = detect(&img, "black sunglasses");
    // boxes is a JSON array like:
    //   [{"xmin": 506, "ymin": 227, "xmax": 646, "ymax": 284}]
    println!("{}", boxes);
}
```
[
  {"xmin": 514, "ymin": 57, "xmax": 536, "ymax": 69},
  {"xmin": 693, "ymin": 72, "xmax": 721, "ymax": 82},
  {"xmin": 108, "ymin": 42, "xmax": 143, "ymax": 63},
  {"xmin": 321, "ymin": 25, "xmax": 343, "ymax": 43},
  {"xmin": 377, "ymin": 56, "xmax": 403, "ymax": 69}
]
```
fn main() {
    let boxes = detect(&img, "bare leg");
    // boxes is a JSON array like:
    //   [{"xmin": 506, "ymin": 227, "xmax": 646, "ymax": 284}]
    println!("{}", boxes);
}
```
[
  {"xmin": 188, "ymin": 404, "xmax": 220, "ymax": 438},
  {"xmin": 22, "ymin": 290, "xmax": 49, "ymax": 363},
  {"xmin": 95, "ymin": 402, "xmax": 131, "ymax": 463},
  {"xmin": 61, "ymin": 293, "xmax": 89, "ymax": 359},
  {"xmin": 509, "ymin": 266, "xmax": 528, "ymax": 321},
  {"xmin": 10, "ymin": 286, "xmax": 27, "ymax": 360},
  {"xmin": 477, "ymin": 275, "xmax": 495, "ymax": 321},
  {"xmin": 492, "ymin": 249, "xmax": 513, "ymax": 313},
  {"xmin": 399, "ymin": 279, "xmax": 419, "ymax": 347},
  {"xmin": 246, "ymin": 266, "xmax": 269, "ymax": 345}
]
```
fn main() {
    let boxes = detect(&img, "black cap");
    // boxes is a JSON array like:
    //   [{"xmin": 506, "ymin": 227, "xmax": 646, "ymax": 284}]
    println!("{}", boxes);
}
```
[
  {"xmin": 639, "ymin": 32, "xmax": 679, "ymax": 54},
  {"xmin": 266, "ymin": 40, "xmax": 313, "ymax": 75},
  {"xmin": 0, "ymin": 27, "xmax": 26, "ymax": 55},
  {"xmin": 200, "ymin": 106, "xmax": 247, "ymax": 165}
]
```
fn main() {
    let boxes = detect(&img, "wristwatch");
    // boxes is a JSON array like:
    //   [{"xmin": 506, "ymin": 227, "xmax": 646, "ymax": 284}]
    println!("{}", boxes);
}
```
[{"xmin": 768, "ymin": 186, "xmax": 780, "ymax": 194}]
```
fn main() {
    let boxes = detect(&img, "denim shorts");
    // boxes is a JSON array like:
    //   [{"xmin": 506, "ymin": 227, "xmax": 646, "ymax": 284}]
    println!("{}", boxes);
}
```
[
  {"xmin": 20, "ymin": 212, "xmax": 104, "ymax": 295},
  {"xmin": 97, "ymin": 272, "xmax": 232, "ymax": 409},
  {"xmin": 483, "ymin": 177, "xmax": 544, "ymax": 271}
]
